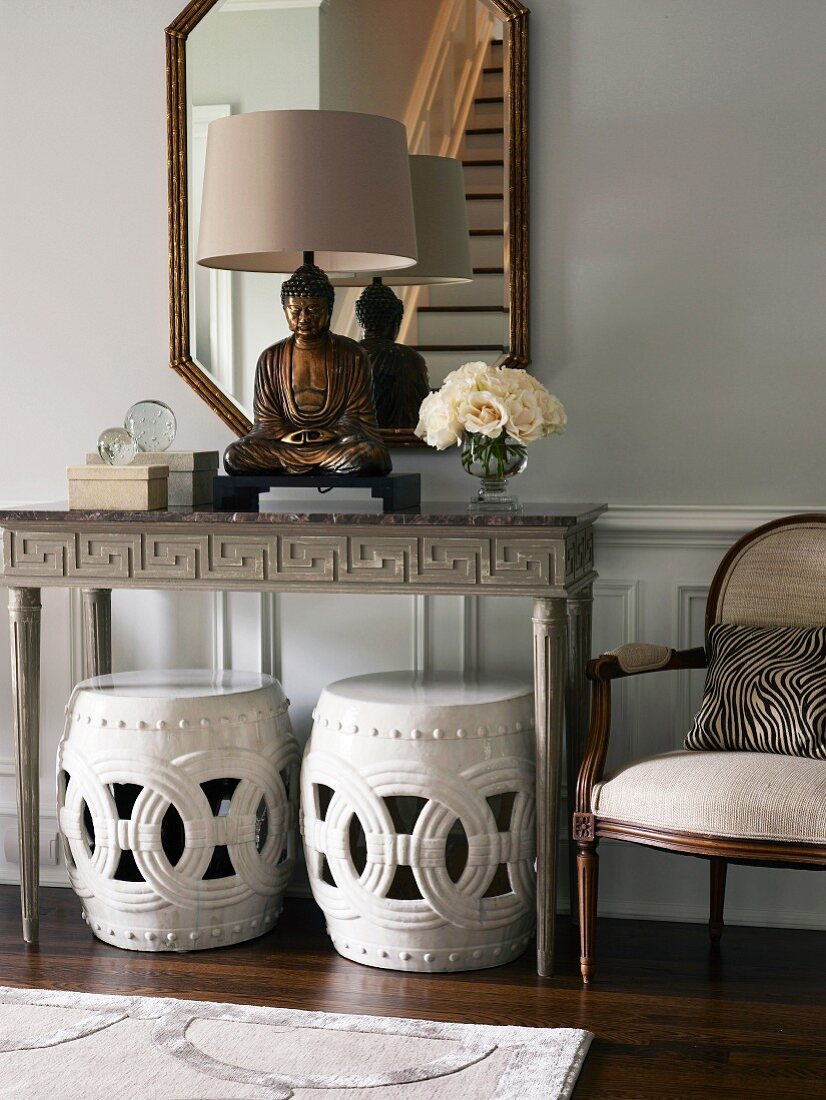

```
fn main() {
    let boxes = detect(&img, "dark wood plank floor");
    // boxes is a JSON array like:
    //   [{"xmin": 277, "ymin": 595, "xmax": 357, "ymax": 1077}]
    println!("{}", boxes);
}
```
[{"xmin": 1, "ymin": 886, "xmax": 824, "ymax": 1098}]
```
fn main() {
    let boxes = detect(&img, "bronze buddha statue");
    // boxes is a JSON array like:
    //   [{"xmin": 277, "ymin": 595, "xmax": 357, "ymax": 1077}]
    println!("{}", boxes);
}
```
[
  {"xmin": 355, "ymin": 282, "xmax": 431, "ymax": 429},
  {"xmin": 224, "ymin": 265, "xmax": 391, "ymax": 476}
]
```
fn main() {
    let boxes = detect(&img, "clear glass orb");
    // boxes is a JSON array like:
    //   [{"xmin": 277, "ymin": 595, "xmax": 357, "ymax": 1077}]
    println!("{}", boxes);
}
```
[
  {"xmin": 124, "ymin": 400, "xmax": 177, "ymax": 453},
  {"xmin": 97, "ymin": 427, "xmax": 138, "ymax": 466}
]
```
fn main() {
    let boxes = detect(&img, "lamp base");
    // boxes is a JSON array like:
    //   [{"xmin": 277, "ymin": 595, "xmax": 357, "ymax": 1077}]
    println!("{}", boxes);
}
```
[{"xmin": 213, "ymin": 473, "xmax": 421, "ymax": 514}]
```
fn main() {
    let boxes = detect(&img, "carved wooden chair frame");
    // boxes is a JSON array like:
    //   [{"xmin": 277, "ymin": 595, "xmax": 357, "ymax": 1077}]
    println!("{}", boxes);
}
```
[{"xmin": 574, "ymin": 513, "xmax": 826, "ymax": 983}]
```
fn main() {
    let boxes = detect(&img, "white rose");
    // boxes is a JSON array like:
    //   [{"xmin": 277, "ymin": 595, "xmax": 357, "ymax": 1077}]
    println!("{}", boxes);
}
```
[
  {"xmin": 482, "ymin": 370, "xmax": 511, "ymax": 399},
  {"xmin": 537, "ymin": 390, "xmax": 567, "ymax": 435},
  {"xmin": 441, "ymin": 361, "xmax": 491, "ymax": 396},
  {"xmin": 457, "ymin": 360, "xmax": 493, "ymax": 383},
  {"xmin": 415, "ymin": 392, "xmax": 462, "ymax": 450},
  {"xmin": 459, "ymin": 390, "xmax": 509, "ymax": 439},
  {"xmin": 504, "ymin": 389, "xmax": 545, "ymax": 443},
  {"xmin": 498, "ymin": 366, "xmax": 529, "ymax": 391}
]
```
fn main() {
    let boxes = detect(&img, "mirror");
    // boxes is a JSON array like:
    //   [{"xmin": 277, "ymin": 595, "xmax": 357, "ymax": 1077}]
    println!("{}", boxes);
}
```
[{"xmin": 167, "ymin": 0, "xmax": 529, "ymax": 447}]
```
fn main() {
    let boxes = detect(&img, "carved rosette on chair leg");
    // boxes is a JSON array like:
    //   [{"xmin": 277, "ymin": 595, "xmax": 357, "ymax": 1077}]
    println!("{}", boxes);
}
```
[
  {"xmin": 301, "ymin": 673, "xmax": 536, "ymax": 973},
  {"xmin": 57, "ymin": 671, "xmax": 299, "ymax": 951}
]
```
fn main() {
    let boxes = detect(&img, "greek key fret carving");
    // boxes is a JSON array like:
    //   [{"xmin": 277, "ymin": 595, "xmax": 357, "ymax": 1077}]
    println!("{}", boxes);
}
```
[
  {"xmin": 138, "ymin": 535, "xmax": 206, "ymax": 579},
  {"xmin": 486, "ymin": 539, "xmax": 558, "ymax": 586},
  {"xmin": 2, "ymin": 524, "xmax": 583, "ymax": 594},
  {"xmin": 205, "ymin": 536, "xmax": 268, "ymax": 581},
  {"xmin": 5, "ymin": 532, "xmax": 69, "ymax": 576},
  {"xmin": 418, "ymin": 538, "xmax": 481, "ymax": 583},
  {"xmin": 565, "ymin": 528, "xmax": 594, "ymax": 583},
  {"xmin": 273, "ymin": 536, "xmax": 344, "ymax": 582},
  {"xmin": 340, "ymin": 537, "xmax": 414, "ymax": 584},
  {"xmin": 73, "ymin": 534, "xmax": 136, "ymax": 579}
]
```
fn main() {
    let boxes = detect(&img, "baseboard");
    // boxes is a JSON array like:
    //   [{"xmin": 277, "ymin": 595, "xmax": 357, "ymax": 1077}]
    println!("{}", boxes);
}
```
[
  {"xmin": 0, "ymin": 867, "xmax": 69, "ymax": 889},
  {"xmin": 587, "ymin": 896, "xmax": 826, "ymax": 932}
]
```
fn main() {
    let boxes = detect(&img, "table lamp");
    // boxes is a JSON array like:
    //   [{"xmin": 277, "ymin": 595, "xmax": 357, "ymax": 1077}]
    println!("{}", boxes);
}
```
[
  {"xmin": 333, "ymin": 155, "xmax": 473, "ymax": 429},
  {"xmin": 196, "ymin": 109, "xmax": 417, "ymax": 477}
]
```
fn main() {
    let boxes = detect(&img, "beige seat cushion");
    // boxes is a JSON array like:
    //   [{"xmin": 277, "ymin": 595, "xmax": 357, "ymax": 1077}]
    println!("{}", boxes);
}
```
[{"xmin": 592, "ymin": 750, "xmax": 826, "ymax": 844}]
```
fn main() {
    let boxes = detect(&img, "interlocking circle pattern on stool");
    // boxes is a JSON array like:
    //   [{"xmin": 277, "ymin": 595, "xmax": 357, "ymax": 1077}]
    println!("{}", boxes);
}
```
[
  {"xmin": 301, "ymin": 671, "xmax": 536, "ymax": 973},
  {"xmin": 57, "ymin": 670, "xmax": 299, "ymax": 952}
]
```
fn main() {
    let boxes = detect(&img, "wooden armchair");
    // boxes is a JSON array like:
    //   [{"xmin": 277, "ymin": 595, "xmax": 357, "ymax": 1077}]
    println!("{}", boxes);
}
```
[{"xmin": 574, "ymin": 514, "xmax": 826, "ymax": 983}]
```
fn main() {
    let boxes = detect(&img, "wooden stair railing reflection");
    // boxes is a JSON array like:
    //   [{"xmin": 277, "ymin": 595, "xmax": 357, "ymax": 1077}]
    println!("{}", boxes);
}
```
[
  {"xmin": 338, "ymin": 0, "xmax": 496, "ymax": 344},
  {"xmin": 406, "ymin": 37, "xmax": 508, "ymax": 372}
]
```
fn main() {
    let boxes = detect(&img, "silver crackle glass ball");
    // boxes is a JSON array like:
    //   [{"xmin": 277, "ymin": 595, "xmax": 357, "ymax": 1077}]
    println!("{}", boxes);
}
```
[
  {"xmin": 97, "ymin": 427, "xmax": 138, "ymax": 466},
  {"xmin": 125, "ymin": 399, "xmax": 177, "ymax": 453}
]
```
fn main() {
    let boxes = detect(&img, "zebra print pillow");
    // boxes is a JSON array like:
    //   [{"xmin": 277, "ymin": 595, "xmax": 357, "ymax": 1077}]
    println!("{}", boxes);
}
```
[{"xmin": 685, "ymin": 623, "xmax": 826, "ymax": 758}]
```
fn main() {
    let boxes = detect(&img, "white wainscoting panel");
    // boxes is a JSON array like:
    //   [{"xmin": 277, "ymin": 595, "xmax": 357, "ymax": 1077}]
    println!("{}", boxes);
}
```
[
  {"xmin": 676, "ymin": 585, "xmax": 709, "ymax": 739},
  {"xmin": 1, "ymin": 505, "xmax": 825, "ymax": 930},
  {"xmin": 276, "ymin": 593, "xmax": 416, "ymax": 744},
  {"xmin": 113, "ymin": 589, "xmax": 215, "ymax": 673},
  {"xmin": 591, "ymin": 581, "xmax": 638, "ymax": 772}
]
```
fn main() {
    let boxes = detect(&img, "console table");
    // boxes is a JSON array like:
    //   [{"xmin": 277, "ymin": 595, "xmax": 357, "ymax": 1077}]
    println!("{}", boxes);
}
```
[{"xmin": 0, "ymin": 502, "xmax": 604, "ymax": 977}]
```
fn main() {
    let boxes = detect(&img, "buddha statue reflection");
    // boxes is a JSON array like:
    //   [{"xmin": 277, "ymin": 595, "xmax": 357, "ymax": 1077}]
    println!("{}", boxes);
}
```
[
  {"xmin": 224, "ymin": 265, "xmax": 391, "ymax": 476},
  {"xmin": 356, "ymin": 282, "xmax": 431, "ymax": 430}
]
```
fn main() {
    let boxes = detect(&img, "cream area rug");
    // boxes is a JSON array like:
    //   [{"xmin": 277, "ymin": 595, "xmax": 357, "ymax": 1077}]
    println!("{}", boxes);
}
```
[{"xmin": 0, "ymin": 985, "xmax": 591, "ymax": 1099}]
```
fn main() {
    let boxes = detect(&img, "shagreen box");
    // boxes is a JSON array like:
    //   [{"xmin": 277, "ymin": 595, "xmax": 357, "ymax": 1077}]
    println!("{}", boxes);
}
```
[
  {"xmin": 68, "ymin": 465, "xmax": 169, "ymax": 511},
  {"xmin": 87, "ymin": 450, "xmax": 219, "ymax": 506}
]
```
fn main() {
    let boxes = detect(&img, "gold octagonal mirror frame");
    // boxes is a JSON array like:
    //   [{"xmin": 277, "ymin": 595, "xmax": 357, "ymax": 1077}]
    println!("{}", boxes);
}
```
[{"xmin": 166, "ymin": 0, "xmax": 529, "ymax": 448}]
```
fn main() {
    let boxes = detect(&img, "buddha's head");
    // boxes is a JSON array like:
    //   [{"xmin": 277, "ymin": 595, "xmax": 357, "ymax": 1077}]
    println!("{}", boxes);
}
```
[
  {"xmin": 356, "ymin": 282, "xmax": 404, "ymax": 342},
  {"xmin": 281, "ymin": 264, "xmax": 335, "ymax": 342}
]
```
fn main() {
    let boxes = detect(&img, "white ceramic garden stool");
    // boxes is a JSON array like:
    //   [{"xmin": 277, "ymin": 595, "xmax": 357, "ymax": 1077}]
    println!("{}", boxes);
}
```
[
  {"xmin": 57, "ymin": 670, "xmax": 299, "ymax": 952},
  {"xmin": 301, "ymin": 672, "xmax": 536, "ymax": 973}
]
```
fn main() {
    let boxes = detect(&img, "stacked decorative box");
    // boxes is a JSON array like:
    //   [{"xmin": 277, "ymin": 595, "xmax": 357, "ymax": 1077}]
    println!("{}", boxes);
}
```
[
  {"xmin": 68, "ymin": 465, "xmax": 169, "ymax": 511},
  {"xmin": 69, "ymin": 451, "xmax": 219, "ymax": 511}
]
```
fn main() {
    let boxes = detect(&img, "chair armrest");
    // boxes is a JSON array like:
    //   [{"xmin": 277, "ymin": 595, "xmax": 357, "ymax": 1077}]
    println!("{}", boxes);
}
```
[
  {"xmin": 575, "ymin": 644, "xmax": 707, "ymax": 825},
  {"xmin": 587, "ymin": 644, "xmax": 707, "ymax": 683}
]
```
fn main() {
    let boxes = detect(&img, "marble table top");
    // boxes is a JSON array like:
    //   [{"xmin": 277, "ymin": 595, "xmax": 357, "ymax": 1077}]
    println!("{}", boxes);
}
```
[{"xmin": 0, "ymin": 502, "xmax": 606, "ymax": 529}]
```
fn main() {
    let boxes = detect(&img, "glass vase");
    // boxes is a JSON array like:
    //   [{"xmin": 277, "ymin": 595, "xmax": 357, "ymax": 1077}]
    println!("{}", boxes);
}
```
[{"xmin": 461, "ymin": 431, "xmax": 527, "ymax": 514}]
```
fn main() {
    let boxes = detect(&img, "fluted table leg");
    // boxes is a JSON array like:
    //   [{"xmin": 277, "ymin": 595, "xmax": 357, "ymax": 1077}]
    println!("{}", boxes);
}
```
[
  {"xmin": 533, "ymin": 596, "xmax": 568, "ymax": 977},
  {"xmin": 566, "ymin": 584, "xmax": 594, "ymax": 919},
  {"xmin": 81, "ymin": 588, "xmax": 112, "ymax": 679},
  {"xmin": 9, "ymin": 587, "xmax": 41, "ymax": 943}
]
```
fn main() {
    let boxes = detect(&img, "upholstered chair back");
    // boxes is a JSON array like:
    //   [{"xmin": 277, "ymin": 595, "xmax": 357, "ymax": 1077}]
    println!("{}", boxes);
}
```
[{"xmin": 706, "ymin": 514, "xmax": 826, "ymax": 634}]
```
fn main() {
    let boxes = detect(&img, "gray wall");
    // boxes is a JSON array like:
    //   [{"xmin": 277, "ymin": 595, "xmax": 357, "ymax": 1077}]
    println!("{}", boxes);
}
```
[
  {"xmin": 2, "ymin": 0, "xmax": 825, "ymax": 504},
  {"xmin": 529, "ymin": 0, "xmax": 826, "ymax": 506}
]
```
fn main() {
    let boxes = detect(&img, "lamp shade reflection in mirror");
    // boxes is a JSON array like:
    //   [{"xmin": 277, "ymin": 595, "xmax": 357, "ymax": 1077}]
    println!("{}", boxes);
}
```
[
  {"xmin": 168, "ymin": 0, "xmax": 529, "ymax": 447},
  {"xmin": 333, "ymin": 153, "xmax": 472, "ymax": 431}
]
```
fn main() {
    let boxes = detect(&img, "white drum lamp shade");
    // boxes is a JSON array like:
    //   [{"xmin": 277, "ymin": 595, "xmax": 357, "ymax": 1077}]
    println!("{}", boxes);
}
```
[
  {"xmin": 333, "ymin": 155, "xmax": 473, "ymax": 286},
  {"xmin": 196, "ymin": 110, "xmax": 418, "ymax": 275}
]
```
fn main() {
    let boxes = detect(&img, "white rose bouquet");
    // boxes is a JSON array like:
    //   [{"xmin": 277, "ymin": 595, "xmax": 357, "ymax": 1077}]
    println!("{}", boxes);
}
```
[{"xmin": 415, "ymin": 362, "xmax": 566, "ymax": 491}]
